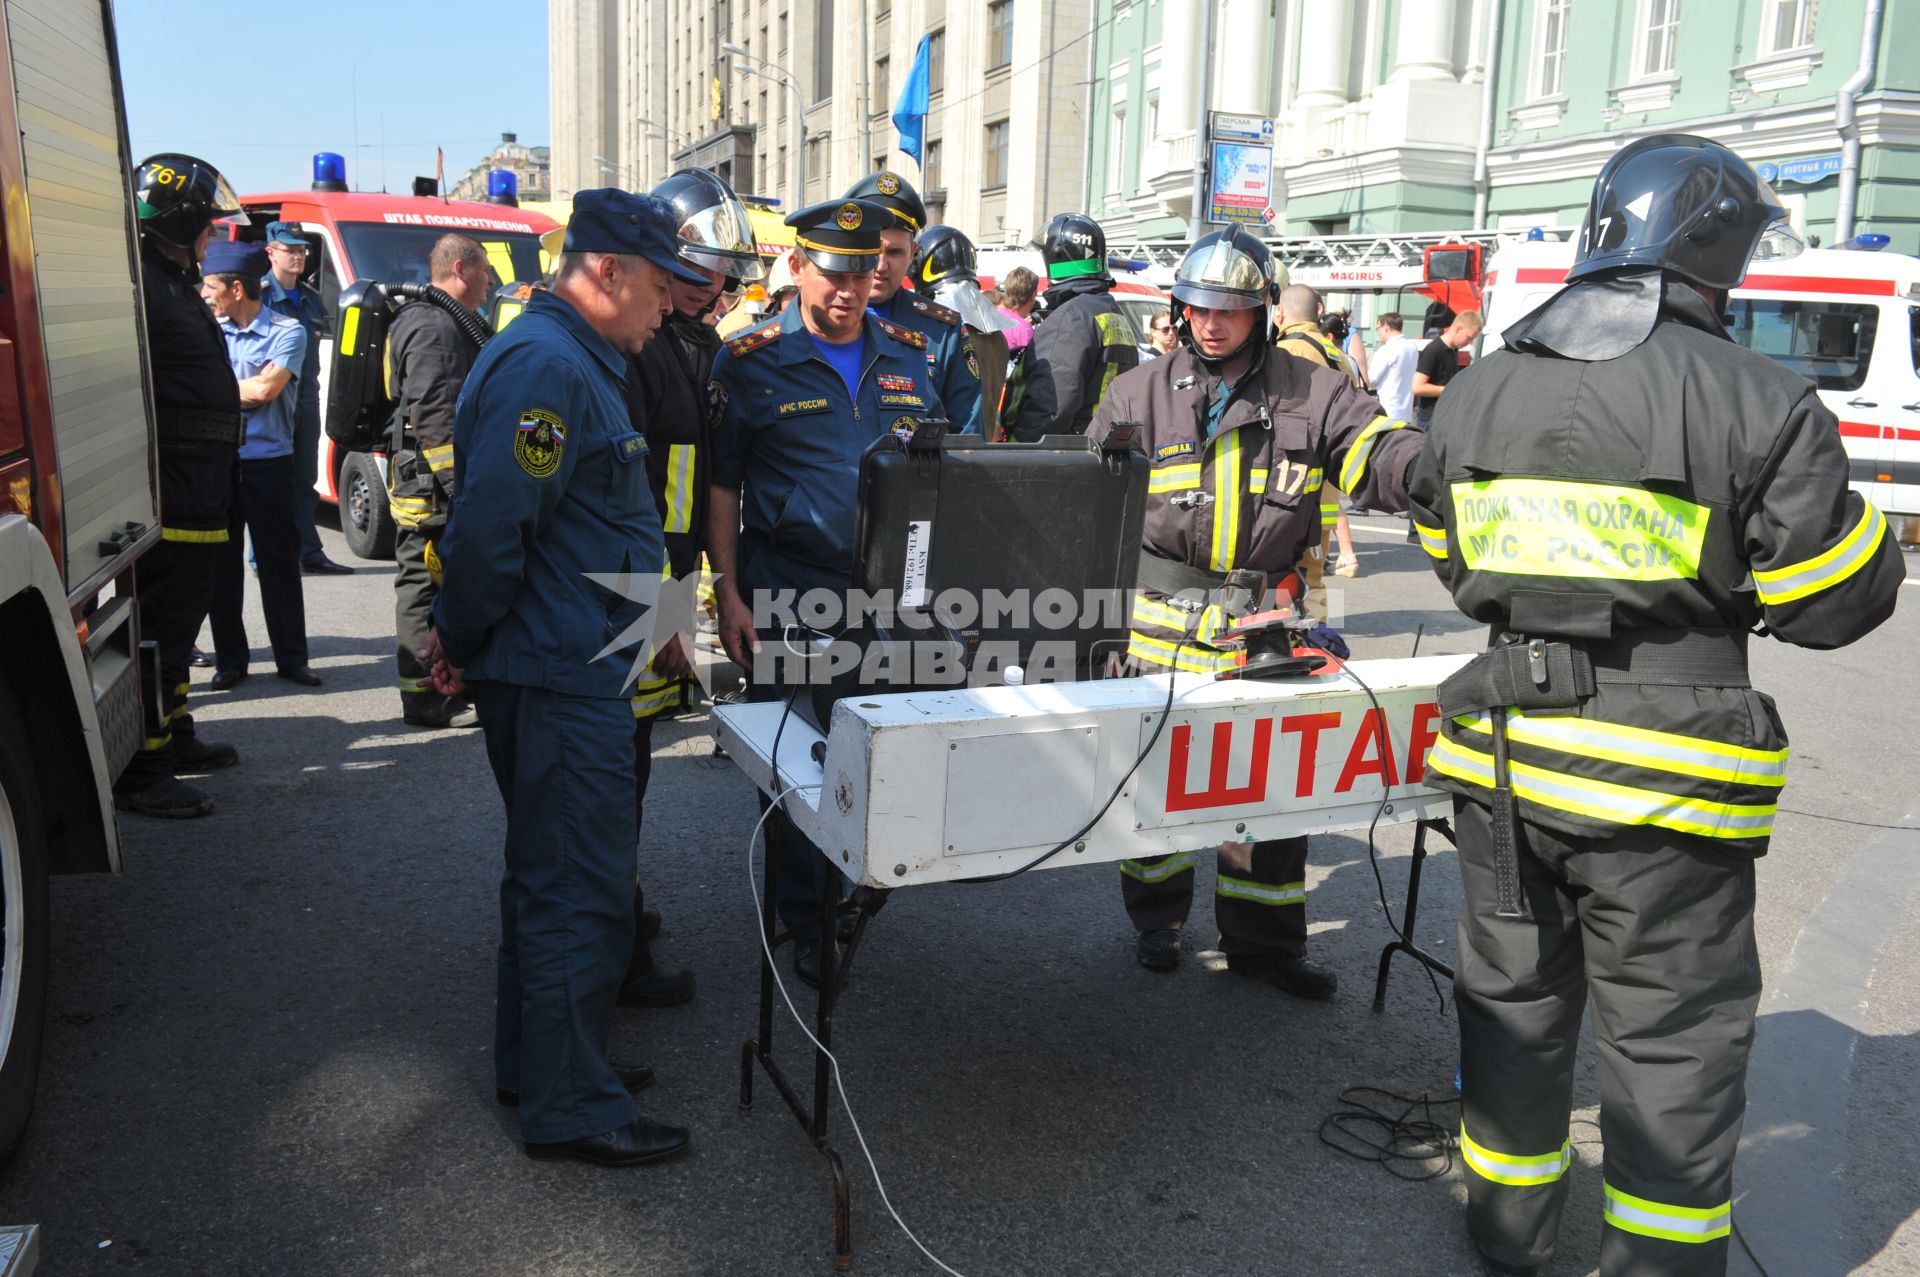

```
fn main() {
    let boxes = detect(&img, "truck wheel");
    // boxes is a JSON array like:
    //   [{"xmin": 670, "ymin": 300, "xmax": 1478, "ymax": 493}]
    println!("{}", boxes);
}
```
[
  {"xmin": 0, "ymin": 681, "xmax": 50, "ymax": 1166},
  {"xmin": 339, "ymin": 452, "xmax": 396, "ymax": 561}
]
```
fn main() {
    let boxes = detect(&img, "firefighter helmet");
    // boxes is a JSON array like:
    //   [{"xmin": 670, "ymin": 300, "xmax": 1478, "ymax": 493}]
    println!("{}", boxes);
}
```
[
  {"xmin": 909, "ymin": 224, "xmax": 978, "ymax": 295},
  {"xmin": 651, "ymin": 167, "xmax": 766, "ymax": 281},
  {"xmin": 135, "ymin": 153, "xmax": 247, "ymax": 248},
  {"xmin": 844, "ymin": 170, "xmax": 927, "ymax": 236},
  {"xmin": 1031, "ymin": 212, "xmax": 1107, "ymax": 280},
  {"xmin": 1170, "ymin": 225, "xmax": 1279, "ymax": 312},
  {"xmin": 1567, "ymin": 133, "xmax": 1801, "ymax": 290}
]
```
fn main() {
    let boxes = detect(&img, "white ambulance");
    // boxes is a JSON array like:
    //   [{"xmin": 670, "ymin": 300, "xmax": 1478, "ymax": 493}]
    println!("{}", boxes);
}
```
[{"xmin": 1481, "ymin": 243, "xmax": 1920, "ymax": 519}]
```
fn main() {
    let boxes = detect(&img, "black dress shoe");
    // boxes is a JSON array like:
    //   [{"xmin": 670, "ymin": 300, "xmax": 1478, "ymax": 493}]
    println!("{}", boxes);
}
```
[
  {"xmin": 524, "ymin": 1119, "xmax": 689, "ymax": 1167},
  {"xmin": 276, "ymin": 665, "xmax": 323, "ymax": 687},
  {"xmin": 172, "ymin": 736, "xmax": 239, "ymax": 773},
  {"xmin": 301, "ymin": 556, "xmax": 354, "ymax": 575},
  {"xmin": 1226, "ymin": 952, "xmax": 1338, "ymax": 1001},
  {"xmin": 209, "ymin": 669, "xmax": 247, "ymax": 691},
  {"xmin": 1135, "ymin": 928, "xmax": 1181, "ymax": 972},
  {"xmin": 114, "ymin": 775, "xmax": 214, "ymax": 819},
  {"xmin": 618, "ymin": 964, "xmax": 696, "ymax": 1008},
  {"xmin": 189, "ymin": 647, "xmax": 213, "ymax": 668},
  {"xmin": 498, "ymin": 1064, "xmax": 654, "ymax": 1108}
]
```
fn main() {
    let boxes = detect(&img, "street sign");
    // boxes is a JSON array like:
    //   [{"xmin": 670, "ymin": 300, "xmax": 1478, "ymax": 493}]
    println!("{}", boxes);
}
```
[
  {"xmin": 1207, "ymin": 140, "xmax": 1274, "ymax": 227},
  {"xmin": 1210, "ymin": 111, "xmax": 1274, "ymax": 143}
]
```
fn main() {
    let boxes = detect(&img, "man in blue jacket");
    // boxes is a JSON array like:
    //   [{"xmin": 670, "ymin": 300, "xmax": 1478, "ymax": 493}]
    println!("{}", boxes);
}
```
[{"xmin": 422, "ymin": 190, "xmax": 707, "ymax": 1168}]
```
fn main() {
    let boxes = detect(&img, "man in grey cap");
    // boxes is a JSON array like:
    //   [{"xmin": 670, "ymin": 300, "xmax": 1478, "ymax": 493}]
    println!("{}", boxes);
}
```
[{"xmin": 421, "ymin": 189, "xmax": 707, "ymax": 1168}]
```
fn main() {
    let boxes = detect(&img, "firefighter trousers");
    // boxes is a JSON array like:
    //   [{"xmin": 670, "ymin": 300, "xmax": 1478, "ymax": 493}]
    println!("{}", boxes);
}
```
[
  {"xmin": 1119, "ymin": 837, "xmax": 1308, "ymax": 957},
  {"xmin": 394, "ymin": 518, "xmax": 445, "ymax": 713},
  {"xmin": 118, "ymin": 538, "xmax": 221, "ymax": 790},
  {"xmin": 1452, "ymin": 796, "xmax": 1760, "ymax": 1277}
]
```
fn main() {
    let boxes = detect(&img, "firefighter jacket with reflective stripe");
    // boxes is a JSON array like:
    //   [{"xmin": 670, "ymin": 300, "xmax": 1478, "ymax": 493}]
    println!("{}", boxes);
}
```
[
  {"xmin": 1090, "ymin": 343, "xmax": 1421, "ymax": 673},
  {"xmin": 1406, "ymin": 284, "xmax": 1905, "ymax": 852},
  {"xmin": 1009, "ymin": 275, "xmax": 1141, "ymax": 441},
  {"xmin": 624, "ymin": 312, "xmax": 720, "ymax": 719},
  {"xmin": 385, "ymin": 301, "xmax": 477, "ymax": 526},
  {"xmin": 1275, "ymin": 320, "xmax": 1363, "ymax": 389}
]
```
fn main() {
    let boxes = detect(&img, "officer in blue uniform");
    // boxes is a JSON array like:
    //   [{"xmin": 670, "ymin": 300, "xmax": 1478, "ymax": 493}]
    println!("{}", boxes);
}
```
[
  {"xmin": 708, "ymin": 197, "xmax": 951, "ymax": 985},
  {"xmin": 423, "ymin": 189, "xmax": 708, "ymax": 1168},
  {"xmin": 843, "ymin": 171, "xmax": 982, "ymax": 434}
]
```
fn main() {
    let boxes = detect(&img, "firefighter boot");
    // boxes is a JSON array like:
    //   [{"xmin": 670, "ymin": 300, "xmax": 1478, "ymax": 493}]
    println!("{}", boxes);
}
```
[
  {"xmin": 1135, "ymin": 927, "xmax": 1181, "ymax": 972},
  {"xmin": 115, "ymin": 774, "xmax": 215, "ymax": 819},
  {"xmin": 1226, "ymin": 952, "xmax": 1338, "ymax": 1000},
  {"xmin": 172, "ymin": 736, "xmax": 239, "ymax": 773}
]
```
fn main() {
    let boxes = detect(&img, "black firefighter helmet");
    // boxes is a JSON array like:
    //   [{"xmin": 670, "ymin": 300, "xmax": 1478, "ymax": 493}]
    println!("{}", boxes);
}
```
[
  {"xmin": 135, "ymin": 153, "xmax": 248, "ymax": 249},
  {"xmin": 909, "ymin": 224, "xmax": 978, "ymax": 295},
  {"xmin": 651, "ymin": 167, "xmax": 766, "ymax": 281},
  {"xmin": 1032, "ymin": 212, "xmax": 1107, "ymax": 281},
  {"xmin": 1567, "ymin": 133, "xmax": 1801, "ymax": 291}
]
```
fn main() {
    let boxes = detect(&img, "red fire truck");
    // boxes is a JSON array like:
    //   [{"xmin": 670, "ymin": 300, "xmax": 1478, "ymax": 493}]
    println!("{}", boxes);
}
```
[
  {"xmin": 237, "ymin": 169, "xmax": 557, "ymax": 559},
  {"xmin": 1, "ymin": 0, "xmax": 159, "ymax": 1160}
]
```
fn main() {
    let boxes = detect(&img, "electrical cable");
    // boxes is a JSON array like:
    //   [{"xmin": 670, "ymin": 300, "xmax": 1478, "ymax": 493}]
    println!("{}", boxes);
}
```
[
  {"xmin": 746, "ymin": 788, "xmax": 972, "ymax": 1277},
  {"xmin": 1316, "ymin": 1086, "xmax": 1460, "ymax": 1182}
]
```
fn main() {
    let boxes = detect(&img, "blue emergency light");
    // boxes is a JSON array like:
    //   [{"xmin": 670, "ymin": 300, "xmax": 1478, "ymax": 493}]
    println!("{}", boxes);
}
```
[
  {"xmin": 1525, "ymin": 226, "xmax": 1546, "ymax": 241},
  {"xmin": 312, "ymin": 152, "xmax": 348, "ymax": 192},
  {"xmin": 487, "ymin": 169, "xmax": 519, "ymax": 206},
  {"xmin": 1855, "ymin": 233, "xmax": 1890, "ymax": 252}
]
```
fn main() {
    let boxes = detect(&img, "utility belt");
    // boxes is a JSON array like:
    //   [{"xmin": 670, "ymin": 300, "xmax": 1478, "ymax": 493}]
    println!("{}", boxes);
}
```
[
  {"xmin": 1438, "ymin": 626, "xmax": 1750, "ymax": 917},
  {"xmin": 156, "ymin": 405, "xmax": 244, "ymax": 448},
  {"xmin": 1136, "ymin": 553, "xmax": 1268, "ymax": 613}
]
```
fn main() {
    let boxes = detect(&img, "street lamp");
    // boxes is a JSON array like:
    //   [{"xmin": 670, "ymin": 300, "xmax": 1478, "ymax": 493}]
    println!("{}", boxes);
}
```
[
  {"xmin": 592, "ymin": 154, "xmax": 635, "ymax": 187},
  {"xmin": 722, "ymin": 40, "xmax": 806, "ymax": 203}
]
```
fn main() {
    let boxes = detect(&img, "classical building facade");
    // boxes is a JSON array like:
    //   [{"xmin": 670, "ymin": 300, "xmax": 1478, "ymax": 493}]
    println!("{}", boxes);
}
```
[
  {"xmin": 549, "ymin": 0, "xmax": 1091, "ymax": 244},
  {"xmin": 448, "ymin": 133, "xmax": 552, "ymax": 203},
  {"xmin": 1089, "ymin": 0, "xmax": 1920, "ymax": 249}
]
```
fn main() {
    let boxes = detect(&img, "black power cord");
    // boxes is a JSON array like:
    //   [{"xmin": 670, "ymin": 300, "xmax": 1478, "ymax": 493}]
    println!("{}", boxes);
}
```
[{"xmin": 1317, "ymin": 1086, "xmax": 1461, "ymax": 1181}]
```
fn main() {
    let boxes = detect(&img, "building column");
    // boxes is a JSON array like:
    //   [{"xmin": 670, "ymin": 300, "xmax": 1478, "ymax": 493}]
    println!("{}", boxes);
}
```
[
  {"xmin": 1292, "ymin": 0, "xmax": 1353, "ymax": 107},
  {"xmin": 1159, "ymin": 0, "xmax": 1197, "ymax": 138},
  {"xmin": 1388, "ymin": 0, "xmax": 1457, "ymax": 82},
  {"xmin": 1214, "ymin": 0, "xmax": 1271, "ymax": 114}
]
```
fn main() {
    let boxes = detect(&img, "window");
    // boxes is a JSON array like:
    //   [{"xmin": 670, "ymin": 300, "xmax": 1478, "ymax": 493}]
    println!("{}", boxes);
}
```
[
  {"xmin": 806, "ymin": 135, "xmax": 827, "ymax": 194},
  {"xmin": 778, "ymin": 12, "xmax": 788, "ymax": 59},
  {"xmin": 1107, "ymin": 109, "xmax": 1127, "ymax": 194},
  {"xmin": 928, "ymin": 29, "xmax": 945, "ymax": 95},
  {"xmin": 988, "ymin": 0, "xmax": 1014, "ymax": 71},
  {"xmin": 874, "ymin": 56, "xmax": 889, "ymax": 113},
  {"xmin": 924, "ymin": 138, "xmax": 943, "ymax": 193},
  {"xmin": 814, "ymin": 0, "xmax": 835, "ymax": 100},
  {"xmin": 1534, "ymin": 0, "xmax": 1569, "ymax": 98},
  {"xmin": 1639, "ymin": 0, "xmax": 1679, "ymax": 76},
  {"xmin": 1762, "ymin": 0, "xmax": 1816, "ymax": 53},
  {"xmin": 1144, "ymin": 95, "xmax": 1159, "ymax": 150},
  {"xmin": 984, "ymin": 118, "xmax": 1010, "ymax": 188},
  {"xmin": 1725, "ymin": 299, "xmax": 1880, "ymax": 392}
]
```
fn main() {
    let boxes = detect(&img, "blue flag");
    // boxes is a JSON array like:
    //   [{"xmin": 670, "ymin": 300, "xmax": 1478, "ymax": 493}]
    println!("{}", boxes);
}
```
[{"xmin": 892, "ymin": 34, "xmax": 931, "ymax": 166}]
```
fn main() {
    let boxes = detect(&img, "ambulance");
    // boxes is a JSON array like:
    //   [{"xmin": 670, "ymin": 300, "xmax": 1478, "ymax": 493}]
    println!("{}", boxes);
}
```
[
  {"xmin": 239, "ymin": 160, "xmax": 559, "ymax": 558},
  {"xmin": 1481, "ymin": 240, "xmax": 1920, "ymax": 519}
]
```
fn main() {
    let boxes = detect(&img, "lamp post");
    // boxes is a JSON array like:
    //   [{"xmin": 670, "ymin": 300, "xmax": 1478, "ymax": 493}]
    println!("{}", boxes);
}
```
[
  {"xmin": 722, "ymin": 40, "xmax": 806, "ymax": 205},
  {"xmin": 637, "ymin": 116, "xmax": 686, "ymax": 184},
  {"xmin": 592, "ymin": 154, "xmax": 636, "ymax": 187}
]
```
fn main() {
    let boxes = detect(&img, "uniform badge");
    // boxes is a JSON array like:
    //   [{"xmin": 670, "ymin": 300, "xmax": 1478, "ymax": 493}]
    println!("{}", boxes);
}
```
[
  {"xmin": 876, "ymin": 172, "xmax": 900, "ymax": 196},
  {"xmin": 514, "ymin": 410, "xmax": 566, "ymax": 478},
  {"xmin": 879, "ymin": 392, "xmax": 927, "ymax": 407},
  {"xmin": 1173, "ymin": 376, "xmax": 1197, "ymax": 390},
  {"xmin": 836, "ymin": 202, "xmax": 864, "ymax": 231},
  {"xmin": 876, "ymin": 373, "xmax": 916, "ymax": 392},
  {"xmin": 707, "ymin": 381, "xmax": 730, "ymax": 429},
  {"xmin": 891, "ymin": 415, "xmax": 921, "ymax": 439},
  {"xmin": 1155, "ymin": 440, "xmax": 1196, "ymax": 462},
  {"xmin": 966, "ymin": 347, "xmax": 981, "ymax": 380}
]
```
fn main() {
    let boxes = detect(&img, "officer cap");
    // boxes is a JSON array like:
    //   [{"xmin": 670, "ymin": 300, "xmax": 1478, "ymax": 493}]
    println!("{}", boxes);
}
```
[
  {"xmin": 264, "ymin": 221, "xmax": 308, "ymax": 247},
  {"xmin": 562, "ymin": 188, "xmax": 708, "ymax": 285},
  {"xmin": 784, "ymin": 198, "xmax": 890, "ymax": 273},
  {"xmin": 843, "ymin": 171, "xmax": 926, "ymax": 236},
  {"xmin": 202, "ymin": 239, "xmax": 269, "ymax": 279}
]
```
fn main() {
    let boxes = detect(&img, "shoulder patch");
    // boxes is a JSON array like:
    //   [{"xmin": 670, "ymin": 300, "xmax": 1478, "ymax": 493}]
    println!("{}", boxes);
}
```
[
  {"xmin": 513, "ymin": 409, "xmax": 566, "ymax": 479},
  {"xmin": 726, "ymin": 324, "xmax": 782, "ymax": 358},
  {"xmin": 907, "ymin": 295, "xmax": 961, "ymax": 326},
  {"xmin": 873, "ymin": 316, "xmax": 928, "ymax": 349}
]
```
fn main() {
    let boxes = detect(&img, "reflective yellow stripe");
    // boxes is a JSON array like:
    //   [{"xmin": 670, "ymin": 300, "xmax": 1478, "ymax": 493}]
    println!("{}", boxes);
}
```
[
  {"xmin": 1339, "ymin": 415, "xmax": 1406, "ymax": 493},
  {"xmin": 493, "ymin": 298, "xmax": 525, "ymax": 330},
  {"xmin": 1414, "ymin": 520, "xmax": 1448, "ymax": 559},
  {"xmin": 1127, "ymin": 631, "xmax": 1242, "ymax": 673},
  {"xmin": 1451, "ymin": 710, "xmax": 1788, "ymax": 786},
  {"xmin": 1305, "ymin": 467, "xmax": 1324, "ymax": 493},
  {"xmin": 1248, "ymin": 467, "xmax": 1268, "ymax": 495},
  {"xmin": 1427, "ymin": 735, "xmax": 1775, "ymax": 840},
  {"xmin": 1753, "ymin": 501, "xmax": 1887, "ymax": 605},
  {"xmin": 339, "ymin": 305, "xmax": 361, "ymax": 357},
  {"xmin": 396, "ymin": 676, "xmax": 433, "ymax": 692},
  {"xmin": 630, "ymin": 679, "xmax": 684, "ymax": 717},
  {"xmin": 173, "ymin": 682, "xmax": 190, "ymax": 698},
  {"xmin": 482, "ymin": 241, "xmax": 516, "ymax": 284},
  {"xmin": 1209, "ymin": 430, "xmax": 1243, "ymax": 572},
  {"xmin": 1131, "ymin": 593, "xmax": 1194, "ymax": 630},
  {"xmin": 422, "ymin": 444, "xmax": 454, "ymax": 472},
  {"xmin": 1460, "ymin": 1125, "xmax": 1572, "ymax": 1187},
  {"xmin": 1119, "ymin": 851, "xmax": 1195, "ymax": 883},
  {"xmin": 1603, "ymin": 1183, "xmax": 1731, "ymax": 1244},
  {"xmin": 161, "ymin": 527, "xmax": 228, "ymax": 543},
  {"xmin": 1149, "ymin": 463, "xmax": 1202, "ymax": 493},
  {"xmin": 663, "ymin": 443, "xmax": 695, "ymax": 535},
  {"xmin": 1215, "ymin": 875, "xmax": 1305, "ymax": 906},
  {"xmin": 1451, "ymin": 478, "xmax": 1710, "ymax": 582},
  {"xmin": 141, "ymin": 732, "xmax": 172, "ymax": 752},
  {"xmin": 1319, "ymin": 502, "xmax": 1338, "ymax": 520}
]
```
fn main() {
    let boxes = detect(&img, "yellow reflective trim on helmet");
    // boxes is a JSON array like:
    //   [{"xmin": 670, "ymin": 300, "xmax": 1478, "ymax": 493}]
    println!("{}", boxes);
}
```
[
  {"xmin": 1450, "ymin": 478, "xmax": 1710, "ymax": 582},
  {"xmin": 1752, "ymin": 501, "xmax": 1887, "ymax": 605}
]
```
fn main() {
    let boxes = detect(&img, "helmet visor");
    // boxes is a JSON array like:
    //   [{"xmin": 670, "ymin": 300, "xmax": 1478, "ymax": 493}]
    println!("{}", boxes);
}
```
[
  {"xmin": 935, "ymin": 279, "xmax": 1015, "ymax": 333},
  {"xmin": 1173, "ymin": 241, "xmax": 1266, "ymax": 309},
  {"xmin": 1748, "ymin": 214, "xmax": 1804, "ymax": 269},
  {"xmin": 678, "ymin": 199, "xmax": 766, "ymax": 280}
]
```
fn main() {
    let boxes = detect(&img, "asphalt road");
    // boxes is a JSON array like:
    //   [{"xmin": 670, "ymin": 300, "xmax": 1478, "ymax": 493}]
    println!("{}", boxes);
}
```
[{"xmin": 4, "ymin": 514, "xmax": 1918, "ymax": 1276}]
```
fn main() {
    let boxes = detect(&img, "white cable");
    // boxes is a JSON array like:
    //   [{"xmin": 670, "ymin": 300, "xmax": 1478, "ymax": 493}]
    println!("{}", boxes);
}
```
[{"xmin": 747, "ymin": 788, "xmax": 970, "ymax": 1277}]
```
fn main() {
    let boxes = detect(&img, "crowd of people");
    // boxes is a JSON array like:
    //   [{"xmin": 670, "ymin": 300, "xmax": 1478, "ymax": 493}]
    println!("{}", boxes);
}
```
[{"xmin": 124, "ymin": 138, "xmax": 1906, "ymax": 1277}]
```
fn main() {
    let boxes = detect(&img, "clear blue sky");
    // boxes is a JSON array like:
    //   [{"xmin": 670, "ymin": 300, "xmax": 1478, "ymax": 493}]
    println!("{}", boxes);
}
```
[{"xmin": 115, "ymin": 0, "xmax": 550, "ymax": 196}]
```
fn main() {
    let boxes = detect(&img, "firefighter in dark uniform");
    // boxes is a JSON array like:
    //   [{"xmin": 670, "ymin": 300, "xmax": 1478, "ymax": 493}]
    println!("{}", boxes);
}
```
[
  {"xmin": 1407, "ymin": 136, "xmax": 1906, "ymax": 1277},
  {"xmin": 422, "ymin": 189, "xmax": 708, "ymax": 1167},
  {"xmin": 842, "ymin": 171, "xmax": 982, "ymax": 433},
  {"xmin": 707, "ymin": 198, "xmax": 950, "ymax": 988},
  {"xmin": 909, "ymin": 224, "xmax": 1017, "ymax": 440},
  {"xmin": 114, "ymin": 154, "xmax": 247, "ymax": 820},
  {"xmin": 387, "ymin": 233, "xmax": 493, "ymax": 729},
  {"xmin": 1090, "ymin": 226, "xmax": 1424, "ymax": 998},
  {"xmin": 1010, "ymin": 212, "xmax": 1142, "ymax": 440},
  {"xmin": 616, "ymin": 167, "xmax": 766, "ymax": 1009}
]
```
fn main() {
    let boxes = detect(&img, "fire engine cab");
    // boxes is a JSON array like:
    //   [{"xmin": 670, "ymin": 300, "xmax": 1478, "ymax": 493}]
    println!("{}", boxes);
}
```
[{"xmin": 238, "ymin": 162, "xmax": 558, "ymax": 558}]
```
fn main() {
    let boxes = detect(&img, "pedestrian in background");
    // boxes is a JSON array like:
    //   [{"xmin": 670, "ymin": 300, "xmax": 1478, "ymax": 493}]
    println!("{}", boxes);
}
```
[
  {"xmin": 260, "ymin": 222, "xmax": 352, "ymax": 576},
  {"xmin": 1145, "ymin": 312, "xmax": 1178, "ymax": 358},
  {"xmin": 1368, "ymin": 311, "xmax": 1418, "ymax": 426},
  {"xmin": 201, "ymin": 240, "xmax": 320, "ymax": 690},
  {"xmin": 997, "ymin": 264, "xmax": 1039, "ymax": 350}
]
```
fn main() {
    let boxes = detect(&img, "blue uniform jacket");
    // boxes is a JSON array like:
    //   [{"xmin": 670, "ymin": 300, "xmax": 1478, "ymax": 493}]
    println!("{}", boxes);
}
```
[
  {"xmin": 710, "ymin": 303, "xmax": 949, "ymax": 596},
  {"xmin": 432, "ymin": 288, "xmax": 664, "ymax": 698},
  {"xmin": 870, "ymin": 290, "xmax": 981, "ymax": 434}
]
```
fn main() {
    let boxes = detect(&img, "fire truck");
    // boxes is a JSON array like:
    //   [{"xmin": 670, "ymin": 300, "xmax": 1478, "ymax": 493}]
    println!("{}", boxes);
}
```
[
  {"xmin": 1, "ymin": 0, "xmax": 160, "ymax": 1162},
  {"xmin": 236, "ymin": 167, "xmax": 558, "ymax": 559}
]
